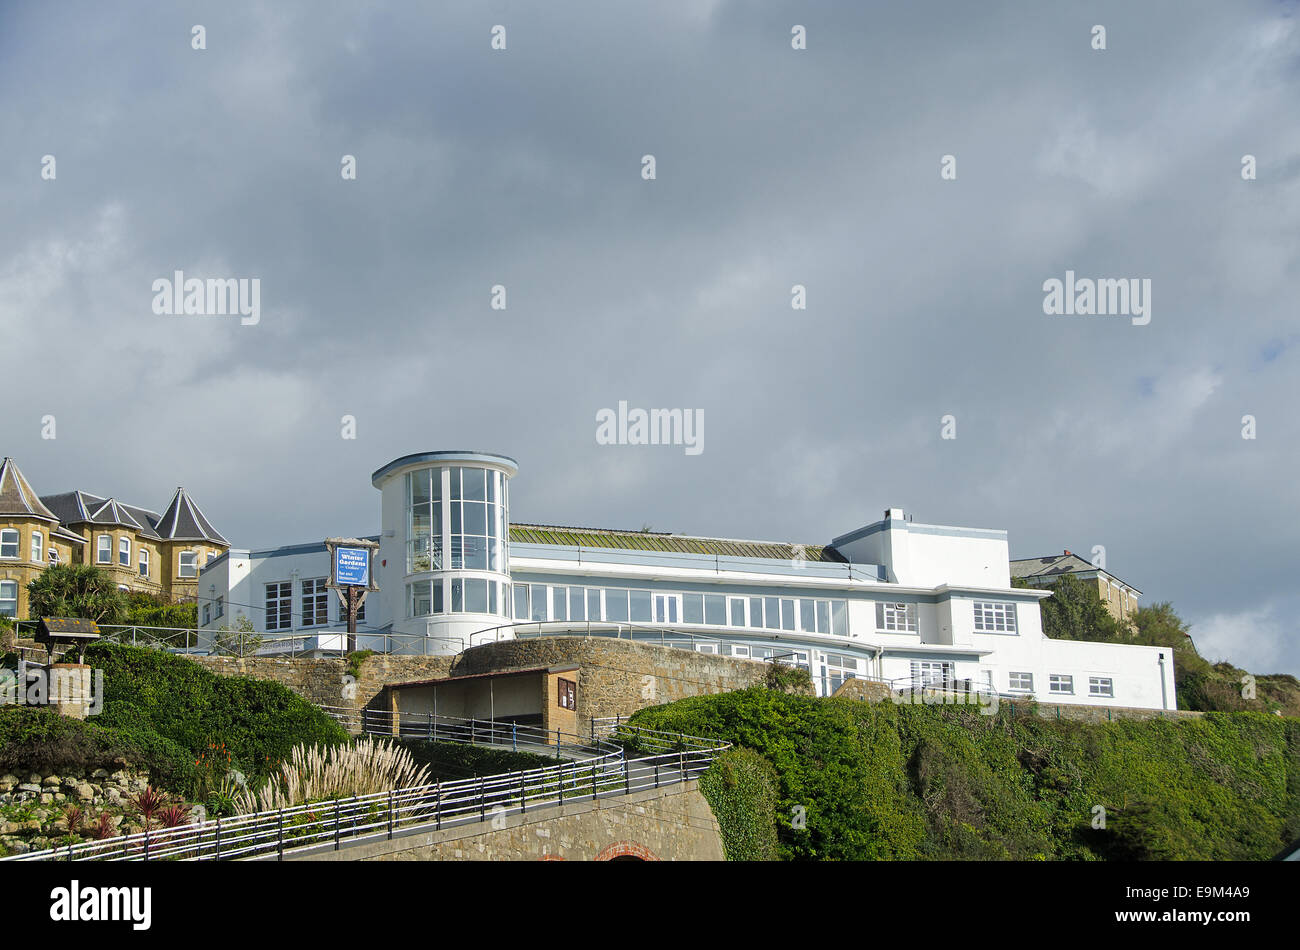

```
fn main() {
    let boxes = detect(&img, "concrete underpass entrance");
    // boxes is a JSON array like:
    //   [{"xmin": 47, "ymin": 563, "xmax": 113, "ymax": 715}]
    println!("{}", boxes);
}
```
[{"xmin": 379, "ymin": 663, "xmax": 580, "ymax": 748}]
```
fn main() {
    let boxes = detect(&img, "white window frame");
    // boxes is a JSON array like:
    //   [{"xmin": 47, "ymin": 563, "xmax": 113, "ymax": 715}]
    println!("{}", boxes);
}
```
[
  {"xmin": 1, "ymin": 528, "xmax": 22, "ymax": 559},
  {"xmin": 1049, "ymin": 673, "xmax": 1074, "ymax": 694},
  {"xmin": 877, "ymin": 602, "xmax": 918, "ymax": 633},
  {"xmin": 96, "ymin": 534, "xmax": 111, "ymax": 564},
  {"xmin": 301, "ymin": 577, "xmax": 329, "ymax": 628},
  {"xmin": 265, "ymin": 582, "xmax": 293, "ymax": 631},
  {"xmin": 179, "ymin": 550, "xmax": 197, "ymax": 578},
  {"xmin": 30, "ymin": 531, "xmax": 43, "ymax": 563},
  {"xmin": 138, "ymin": 547, "xmax": 149, "ymax": 578},
  {"xmin": 0, "ymin": 579, "xmax": 17, "ymax": 617},
  {"xmin": 118, "ymin": 536, "xmax": 131, "ymax": 567},
  {"xmin": 1008, "ymin": 671, "xmax": 1033, "ymax": 691},
  {"xmin": 973, "ymin": 601, "xmax": 1018, "ymax": 634},
  {"xmin": 1088, "ymin": 676, "xmax": 1114, "ymax": 698}
]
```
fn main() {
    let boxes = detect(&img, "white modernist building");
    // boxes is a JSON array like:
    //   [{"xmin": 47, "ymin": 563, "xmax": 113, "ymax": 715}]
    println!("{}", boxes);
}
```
[{"xmin": 198, "ymin": 450, "xmax": 1177, "ymax": 710}]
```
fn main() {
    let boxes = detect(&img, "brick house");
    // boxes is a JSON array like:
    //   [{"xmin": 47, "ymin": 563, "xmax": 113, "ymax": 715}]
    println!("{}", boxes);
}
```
[
  {"xmin": 1010, "ymin": 550, "xmax": 1141, "ymax": 626},
  {"xmin": 0, "ymin": 456, "xmax": 228, "ymax": 619}
]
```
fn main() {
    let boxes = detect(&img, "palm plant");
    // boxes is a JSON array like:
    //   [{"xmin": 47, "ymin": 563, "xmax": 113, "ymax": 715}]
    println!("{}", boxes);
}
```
[{"xmin": 26, "ymin": 564, "xmax": 128, "ymax": 625}]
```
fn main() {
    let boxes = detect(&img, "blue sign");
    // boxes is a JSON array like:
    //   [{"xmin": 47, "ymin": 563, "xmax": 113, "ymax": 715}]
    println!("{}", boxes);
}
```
[{"xmin": 334, "ymin": 546, "xmax": 370, "ymax": 586}]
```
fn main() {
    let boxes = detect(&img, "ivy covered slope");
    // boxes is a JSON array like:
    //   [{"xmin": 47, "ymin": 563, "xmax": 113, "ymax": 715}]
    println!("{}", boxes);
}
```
[
  {"xmin": 0, "ymin": 643, "xmax": 347, "ymax": 795},
  {"xmin": 629, "ymin": 687, "xmax": 1300, "ymax": 861}
]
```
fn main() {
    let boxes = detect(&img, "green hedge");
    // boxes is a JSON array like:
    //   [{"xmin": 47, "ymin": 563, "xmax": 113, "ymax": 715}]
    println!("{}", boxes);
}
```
[
  {"xmin": 400, "ymin": 739, "xmax": 553, "ymax": 781},
  {"xmin": 698, "ymin": 747, "xmax": 780, "ymax": 860},
  {"xmin": 82, "ymin": 642, "xmax": 348, "ymax": 785},
  {"xmin": 628, "ymin": 687, "xmax": 1299, "ymax": 861},
  {"xmin": 0, "ymin": 706, "xmax": 198, "ymax": 793}
]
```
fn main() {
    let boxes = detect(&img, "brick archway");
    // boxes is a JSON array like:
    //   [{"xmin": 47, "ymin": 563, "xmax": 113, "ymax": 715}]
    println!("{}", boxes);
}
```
[{"xmin": 596, "ymin": 840, "xmax": 658, "ymax": 861}]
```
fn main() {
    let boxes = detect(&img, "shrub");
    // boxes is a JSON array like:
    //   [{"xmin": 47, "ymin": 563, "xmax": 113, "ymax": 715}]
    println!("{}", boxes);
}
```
[
  {"xmin": 698, "ymin": 747, "xmax": 780, "ymax": 860},
  {"xmin": 82, "ymin": 641, "xmax": 347, "ymax": 785},
  {"xmin": 0, "ymin": 706, "xmax": 197, "ymax": 793},
  {"xmin": 240, "ymin": 738, "xmax": 432, "ymax": 813},
  {"xmin": 629, "ymin": 688, "xmax": 1299, "ymax": 861}
]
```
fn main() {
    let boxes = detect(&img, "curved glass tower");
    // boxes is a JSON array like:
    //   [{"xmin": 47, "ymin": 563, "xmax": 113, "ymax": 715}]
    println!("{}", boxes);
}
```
[{"xmin": 372, "ymin": 451, "xmax": 518, "ymax": 654}]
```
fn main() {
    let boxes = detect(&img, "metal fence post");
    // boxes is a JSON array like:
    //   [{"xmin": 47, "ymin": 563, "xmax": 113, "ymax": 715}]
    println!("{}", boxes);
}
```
[
  {"xmin": 512, "ymin": 721, "xmax": 517, "ymax": 753},
  {"xmin": 215, "ymin": 817, "xmax": 222, "ymax": 860},
  {"xmin": 591, "ymin": 765, "xmax": 597, "ymax": 800},
  {"xmin": 479, "ymin": 778, "xmax": 486, "ymax": 821},
  {"xmin": 435, "ymin": 781, "xmax": 442, "ymax": 830},
  {"xmin": 623, "ymin": 757, "xmax": 630, "ymax": 792},
  {"xmin": 277, "ymin": 810, "xmax": 284, "ymax": 860},
  {"xmin": 520, "ymin": 771, "xmax": 526, "ymax": 814},
  {"xmin": 388, "ymin": 791, "xmax": 394, "ymax": 840},
  {"xmin": 334, "ymin": 801, "xmax": 341, "ymax": 850}
]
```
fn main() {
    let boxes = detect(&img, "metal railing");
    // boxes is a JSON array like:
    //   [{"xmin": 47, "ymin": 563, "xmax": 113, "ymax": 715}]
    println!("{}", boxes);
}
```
[{"xmin": 3, "ymin": 714, "xmax": 725, "ymax": 862}]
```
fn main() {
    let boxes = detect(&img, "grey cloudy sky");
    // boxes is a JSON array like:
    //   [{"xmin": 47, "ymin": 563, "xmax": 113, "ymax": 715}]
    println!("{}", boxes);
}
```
[{"xmin": 2, "ymin": 1, "xmax": 1297, "ymax": 673}]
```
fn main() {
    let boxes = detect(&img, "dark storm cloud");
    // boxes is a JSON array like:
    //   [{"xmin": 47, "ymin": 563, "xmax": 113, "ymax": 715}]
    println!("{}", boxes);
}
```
[{"xmin": 1, "ymin": 1, "xmax": 1296, "ymax": 670}]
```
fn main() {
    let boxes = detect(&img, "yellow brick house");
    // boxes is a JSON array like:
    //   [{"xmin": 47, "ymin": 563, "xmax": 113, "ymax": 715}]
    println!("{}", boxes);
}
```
[
  {"xmin": 1010, "ymin": 550, "xmax": 1142, "ymax": 626},
  {"xmin": 0, "ymin": 456, "xmax": 228, "ymax": 619}
]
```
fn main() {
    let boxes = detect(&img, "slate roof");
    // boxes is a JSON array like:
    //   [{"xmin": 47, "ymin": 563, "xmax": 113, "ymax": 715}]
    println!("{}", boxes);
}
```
[
  {"xmin": 1010, "ymin": 552, "xmax": 1141, "ymax": 594},
  {"xmin": 41, "ymin": 491, "xmax": 163, "ymax": 539},
  {"xmin": 0, "ymin": 457, "xmax": 59, "ymax": 522},
  {"xmin": 40, "ymin": 487, "xmax": 227, "ymax": 546},
  {"xmin": 509, "ymin": 522, "xmax": 842, "ymax": 562},
  {"xmin": 154, "ymin": 488, "xmax": 228, "ymax": 545}
]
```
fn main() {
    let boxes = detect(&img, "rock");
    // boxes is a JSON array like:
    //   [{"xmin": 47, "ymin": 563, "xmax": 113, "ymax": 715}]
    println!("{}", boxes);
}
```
[
  {"xmin": 38, "ymin": 793, "xmax": 53, "ymax": 805},
  {"xmin": 91, "ymin": 769, "xmax": 109, "ymax": 780},
  {"xmin": 0, "ymin": 822, "xmax": 18, "ymax": 836},
  {"xmin": 74, "ymin": 784, "xmax": 95, "ymax": 802},
  {"xmin": 20, "ymin": 819, "xmax": 41, "ymax": 833},
  {"xmin": 106, "ymin": 788, "xmax": 123, "ymax": 804},
  {"xmin": 42, "ymin": 775, "xmax": 59, "ymax": 787},
  {"xmin": 17, "ymin": 783, "xmax": 40, "ymax": 794},
  {"xmin": 26, "ymin": 773, "xmax": 40, "ymax": 784},
  {"xmin": 0, "ymin": 838, "xmax": 30, "ymax": 854}
]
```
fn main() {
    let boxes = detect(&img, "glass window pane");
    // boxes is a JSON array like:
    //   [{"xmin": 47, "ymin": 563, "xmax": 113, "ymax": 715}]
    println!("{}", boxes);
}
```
[
  {"xmin": 683, "ymin": 594, "xmax": 703, "ymax": 624},
  {"xmin": 705, "ymin": 595, "xmax": 726, "ymax": 625},
  {"xmin": 552, "ymin": 586, "xmax": 568, "ymax": 622},
  {"xmin": 588, "ymin": 588, "xmax": 602, "ymax": 620},
  {"xmin": 529, "ymin": 584, "xmax": 547, "ymax": 621},
  {"xmin": 412, "ymin": 469, "xmax": 431, "ymax": 506},
  {"xmin": 629, "ymin": 589, "xmax": 652, "ymax": 623},
  {"xmin": 451, "ymin": 579, "xmax": 464, "ymax": 612},
  {"xmin": 463, "ymin": 468, "xmax": 486, "ymax": 501},
  {"xmin": 781, "ymin": 599, "xmax": 795, "ymax": 631},
  {"xmin": 749, "ymin": 597, "xmax": 763, "ymax": 627},
  {"xmin": 817, "ymin": 601, "xmax": 831, "ymax": 633},
  {"xmin": 463, "ymin": 502, "xmax": 487, "ymax": 536},
  {"xmin": 450, "ymin": 467, "xmax": 463, "ymax": 500},
  {"xmin": 607, "ymin": 589, "xmax": 629, "ymax": 622},
  {"xmin": 764, "ymin": 597, "xmax": 780, "ymax": 630},
  {"xmin": 466, "ymin": 578, "xmax": 488, "ymax": 613},
  {"xmin": 569, "ymin": 587, "xmax": 586, "ymax": 621},
  {"xmin": 832, "ymin": 601, "xmax": 848, "ymax": 636},
  {"xmin": 729, "ymin": 598, "xmax": 745, "ymax": 626},
  {"xmin": 800, "ymin": 599, "xmax": 815, "ymax": 631}
]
